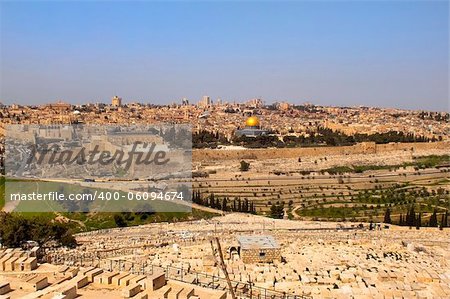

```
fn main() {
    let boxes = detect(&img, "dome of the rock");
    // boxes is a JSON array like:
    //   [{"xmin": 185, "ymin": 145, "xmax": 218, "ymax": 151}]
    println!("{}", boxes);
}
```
[{"xmin": 245, "ymin": 116, "xmax": 260, "ymax": 127}]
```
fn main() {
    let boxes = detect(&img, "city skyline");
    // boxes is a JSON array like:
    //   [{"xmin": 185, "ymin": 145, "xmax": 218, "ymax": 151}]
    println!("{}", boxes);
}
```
[
  {"xmin": 2, "ymin": 95, "xmax": 449, "ymax": 113},
  {"xmin": 1, "ymin": 1, "xmax": 448, "ymax": 111}
]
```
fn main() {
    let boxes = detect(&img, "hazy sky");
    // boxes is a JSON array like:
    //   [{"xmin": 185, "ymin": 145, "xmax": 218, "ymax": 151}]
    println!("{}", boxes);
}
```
[{"xmin": 0, "ymin": 1, "xmax": 448, "ymax": 111}]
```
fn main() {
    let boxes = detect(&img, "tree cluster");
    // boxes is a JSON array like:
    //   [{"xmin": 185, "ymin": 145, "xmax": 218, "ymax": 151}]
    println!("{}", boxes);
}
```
[
  {"xmin": 192, "ymin": 190, "xmax": 256, "ymax": 214},
  {"xmin": 398, "ymin": 207, "xmax": 448, "ymax": 229},
  {"xmin": 240, "ymin": 160, "xmax": 250, "ymax": 172},
  {"xmin": 192, "ymin": 126, "xmax": 434, "ymax": 149},
  {"xmin": 193, "ymin": 130, "xmax": 229, "ymax": 149},
  {"xmin": 270, "ymin": 202, "xmax": 285, "ymax": 219},
  {"xmin": 0, "ymin": 212, "xmax": 76, "ymax": 248}
]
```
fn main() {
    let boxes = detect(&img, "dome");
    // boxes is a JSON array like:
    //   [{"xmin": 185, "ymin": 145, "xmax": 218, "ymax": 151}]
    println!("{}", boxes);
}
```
[{"xmin": 245, "ymin": 116, "xmax": 260, "ymax": 127}]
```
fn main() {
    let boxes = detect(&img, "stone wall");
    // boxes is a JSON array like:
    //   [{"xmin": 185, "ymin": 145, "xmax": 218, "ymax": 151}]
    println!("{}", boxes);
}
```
[
  {"xmin": 192, "ymin": 141, "xmax": 449, "ymax": 162},
  {"xmin": 241, "ymin": 248, "xmax": 281, "ymax": 264}
]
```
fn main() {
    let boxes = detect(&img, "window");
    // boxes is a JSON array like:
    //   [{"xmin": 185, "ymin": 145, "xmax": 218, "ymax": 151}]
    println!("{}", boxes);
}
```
[{"xmin": 259, "ymin": 251, "xmax": 266, "ymax": 257}]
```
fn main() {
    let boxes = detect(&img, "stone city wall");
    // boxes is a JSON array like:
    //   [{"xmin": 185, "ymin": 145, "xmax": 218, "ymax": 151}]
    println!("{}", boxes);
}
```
[{"xmin": 192, "ymin": 141, "xmax": 449, "ymax": 162}]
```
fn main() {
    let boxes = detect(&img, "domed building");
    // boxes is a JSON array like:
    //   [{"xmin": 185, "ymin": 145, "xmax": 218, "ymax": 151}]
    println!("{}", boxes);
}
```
[
  {"xmin": 235, "ymin": 116, "xmax": 269, "ymax": 137},
  {"xmin": 245, "ymin": 116, "xmax": 260, "ymax": 127}
]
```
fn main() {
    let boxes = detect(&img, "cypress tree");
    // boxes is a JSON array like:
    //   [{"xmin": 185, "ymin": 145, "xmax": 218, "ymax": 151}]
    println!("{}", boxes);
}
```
[
  {"xmin": 384, "ymin": 208, "xmax": 392, "ymax": 224},
  {"xmin": 192, "ymin": 190, "xmax": 196, "ymax": 204},
  {"xmin": 416, "ymin": 213, "xmax": 421, "ymax": 229},
  {"xmin": 222, "ymin": 197, "xmax": 228, "ymax": 211},
  {"xmin": 407, "ymin": 206, "xmax": 416, "ymax": 227},
  {"xmin": 405, "ymin": 209, "xmax": 410, "ymax": 227},
  {"xmin": 209, "ymin": 193, "xmax": 215, "ymax": 208},
  {"xmin": 445, "ymin": 211, "xmax": 448, "ymax": 228},
  {"xmin": 429, "ymin": 209, "xmax": 438, "ymax": 227},
  {"xmin": 216, "ymin": 197, "xmax": 220, "ymax": 209},
  {"xmin": 197, "ymin": 190, "xmax": 203, "ymax": 205}
]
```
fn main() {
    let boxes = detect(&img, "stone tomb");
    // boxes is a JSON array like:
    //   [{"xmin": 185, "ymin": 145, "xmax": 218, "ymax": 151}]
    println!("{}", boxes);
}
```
[{"xmin": 237, "ymin": 235, "xmax": 281, "ymax": 264}]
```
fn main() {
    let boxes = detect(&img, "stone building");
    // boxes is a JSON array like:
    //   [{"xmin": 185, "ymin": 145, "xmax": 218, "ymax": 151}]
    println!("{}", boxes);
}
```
[
  {"xmin": 43, "ymin": 101, "xmax": 71, "ymax": 111},
  {"xmin": 236, "ymin": 235, "xmax": 281, "ymax": 264},
  {"xmin": 111, "ymin": 96, "xmax": 122, "ymax": 107}
]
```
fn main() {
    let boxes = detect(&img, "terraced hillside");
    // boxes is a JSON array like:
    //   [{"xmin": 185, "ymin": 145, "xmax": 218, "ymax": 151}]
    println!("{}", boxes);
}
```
[{"xmin": 193, "ymin": 155, "xmax": 450, "ymax": 223}]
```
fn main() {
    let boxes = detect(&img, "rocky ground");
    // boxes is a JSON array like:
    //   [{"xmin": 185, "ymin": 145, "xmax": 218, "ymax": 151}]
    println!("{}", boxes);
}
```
[{"xmin": 47, "ymin": 213, "xmax": 450, "ymax": 298}]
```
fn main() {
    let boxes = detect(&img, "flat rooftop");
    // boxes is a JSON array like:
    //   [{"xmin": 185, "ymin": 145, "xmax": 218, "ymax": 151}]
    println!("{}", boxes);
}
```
[{"xmin": 237, "ymin": 235, "xmax": 279, "ymax": 250}]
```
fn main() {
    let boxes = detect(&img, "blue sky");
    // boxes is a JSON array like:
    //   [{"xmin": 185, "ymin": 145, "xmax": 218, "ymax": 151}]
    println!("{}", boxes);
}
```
[{"xmin": 0, "ymin": 1, "xmax": 448, "ymax": 111}]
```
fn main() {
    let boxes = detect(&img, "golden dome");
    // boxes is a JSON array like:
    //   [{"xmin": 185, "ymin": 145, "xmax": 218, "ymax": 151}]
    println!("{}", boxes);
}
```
[{"xmin": 245, "ymin": 116, "xmax": 260, "ymax": 127}]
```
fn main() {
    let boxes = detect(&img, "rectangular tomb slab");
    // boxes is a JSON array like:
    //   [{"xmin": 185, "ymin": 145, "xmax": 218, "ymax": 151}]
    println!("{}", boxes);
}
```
[
  {"xmin": 4, "ymin": 257, "xmax": 19, "ymax": 272},
  {"xmin": 149, "ymin": 285, "xmax": 171, "ymax": 299},
  {"xmin": 179, "ymin": 286, "xmax": 195, "ymax": 299},
  {"xmin": 167, "ymin": 285, "xmax": 184, "ymax": 299},
  {"xmin": 29, "ymin": 247, "xmax": 40, "ymax": 257},
  {"xmin": 13, "ymin": 257, "xmax": 28, "ymax": 271},
  {"xmin": 120, "ymin": 274, "xmax": 138, "ymax": 287},
  {"xmin": 80, "ymin": 266, "xmax": 95, "ymax": 276},
  {"xmin": 112, "ymin": 272, "xmax": 130, "ymax": 286},
  {"xmin": 23, "ymin": 257, "xmax": 38, "ymax": 271},
  {"xmin": 53, "ymin": 284, "xmax": 77, "ymax": 299},
  {"xmin": 97, "ymin": 271, "xmax": 120, "ymax": 285},
  {"xmin": 73, "ymin": 275, "xmax": 89, "ymax": 289},
  {"xmin": 129, "ymin": 275, "xmax": 147, "ymax": 286},
  {"xmin": 122, "ymin": 283, "xmax": 142, "ymax": 298},
  {"xmin": 85, "ymin": 268, "xmax": 103, "ymax": 282},
  {"xmin": 23, "ymin": 275, "xmax": 48, "ymax": 291},
  {"xmin": 0, "ymin": 258, "xmax": 10, "ymax": 272},
  {"xmin": 142, "ymin": 271, "xmax": 166, "ymax": 291},
  {"xmin": 66, "ymin": 267, "xmax": 80, "ymax": 278}
]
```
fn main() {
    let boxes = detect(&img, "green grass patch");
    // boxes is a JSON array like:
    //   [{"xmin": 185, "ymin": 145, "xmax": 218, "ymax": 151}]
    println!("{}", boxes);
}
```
[
  {"xmin": 320, "ymin": 155, "xmax": 450, "ymax": 175},
  {"xmin": 297, "ymin": 206, "xmax": 365, "ymax": 218},
  {"xmin": 322, "ymin": 166, "xmax": 354, "ymax": 175},
  {"xmin": 1, "ymin": 177, "xmax": 216, "ymax": 233},
  {"xmin": 413, "ymin": 155, "xmax": 450, "ymax": 168}
]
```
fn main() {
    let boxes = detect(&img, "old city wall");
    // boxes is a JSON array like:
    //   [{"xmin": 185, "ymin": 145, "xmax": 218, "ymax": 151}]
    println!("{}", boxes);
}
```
[{"xmin": 192, "ymin": 141, "xmax": 449, "ymax": 162}]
